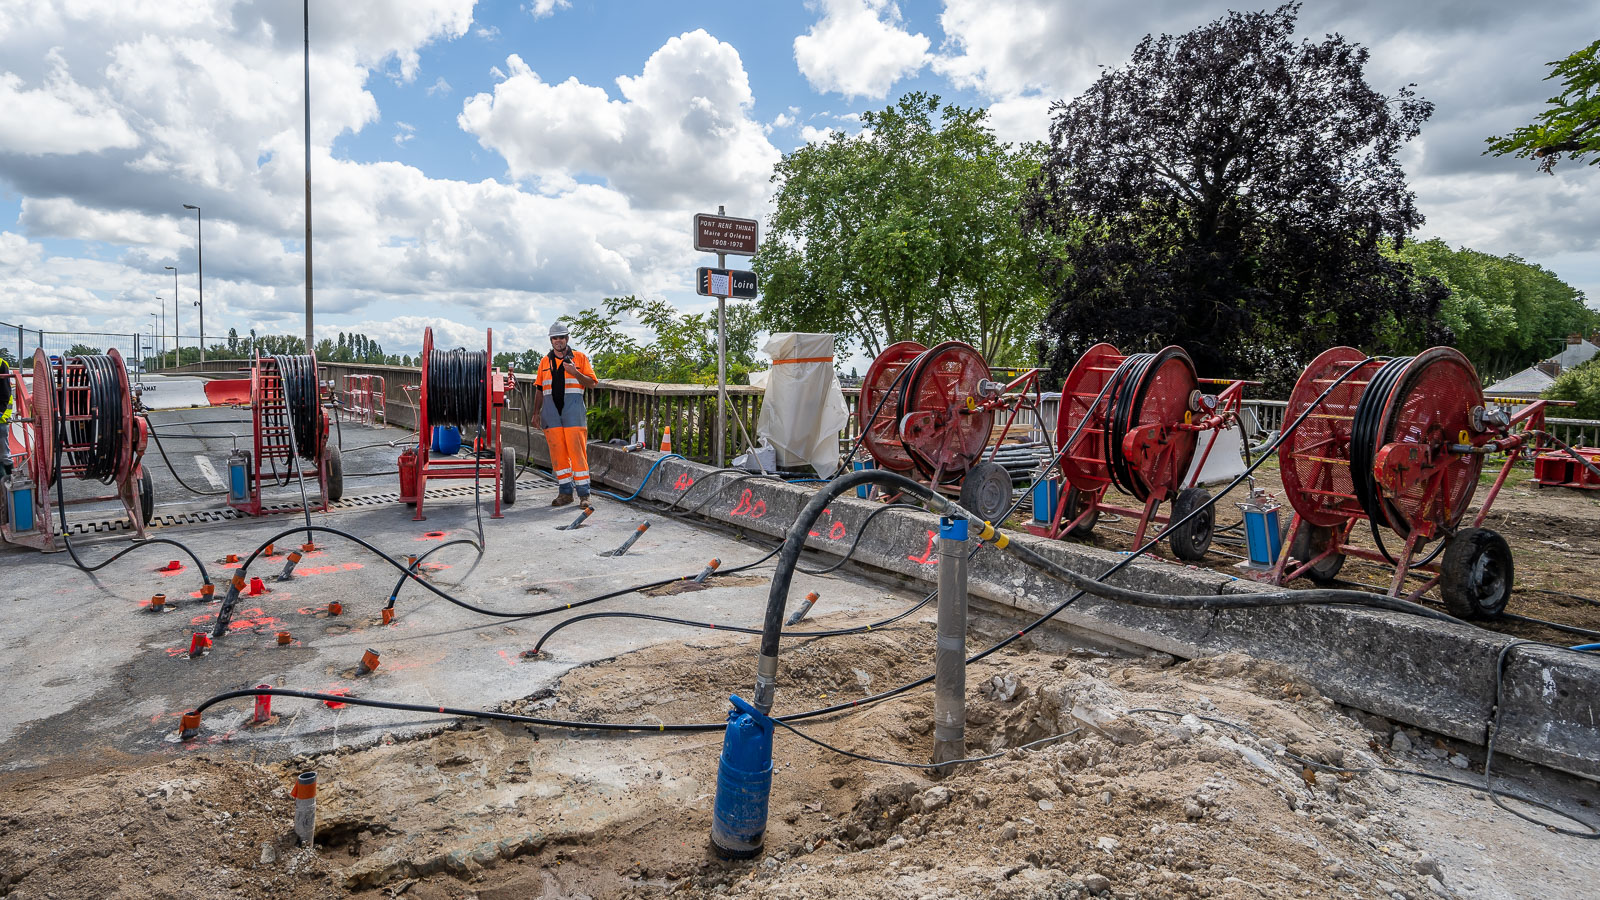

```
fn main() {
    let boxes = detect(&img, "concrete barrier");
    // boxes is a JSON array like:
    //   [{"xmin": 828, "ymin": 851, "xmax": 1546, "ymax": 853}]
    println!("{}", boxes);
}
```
[{"xmin": 571, "ymin": 441, "xmax": 1600, "ymax": 782}]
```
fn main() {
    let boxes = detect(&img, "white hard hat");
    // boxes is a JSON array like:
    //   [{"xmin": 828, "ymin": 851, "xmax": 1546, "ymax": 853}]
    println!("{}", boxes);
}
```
[{"xmin": 549, "ymin": 322, "xmax": 570, "ymax": 338}]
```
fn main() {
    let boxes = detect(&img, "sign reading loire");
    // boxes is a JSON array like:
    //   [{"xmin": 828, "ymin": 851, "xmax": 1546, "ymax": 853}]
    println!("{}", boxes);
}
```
[
  {"xmin": 696, "ymin": 267, "xmax": 758, "ymax": 299},
  {"xmin": 692, "ymin": 212, "xmax": 759, "ymax": 256}
]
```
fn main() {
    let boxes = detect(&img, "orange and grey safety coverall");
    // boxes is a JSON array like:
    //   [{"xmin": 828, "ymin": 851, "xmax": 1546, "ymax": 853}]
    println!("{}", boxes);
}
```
[
  {"xmin": 0, "ymin": 357, "xmax": 14, "ymax": 475},
  {"xmin": 535, "ymin": 350, "xmax": 596, "ymax": 498}
]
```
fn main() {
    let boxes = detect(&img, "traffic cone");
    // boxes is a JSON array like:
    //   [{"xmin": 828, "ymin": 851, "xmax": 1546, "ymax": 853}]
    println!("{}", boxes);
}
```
[{"xmin": 660, "ymin": 427, "xmax": 672, "ymax": 453}]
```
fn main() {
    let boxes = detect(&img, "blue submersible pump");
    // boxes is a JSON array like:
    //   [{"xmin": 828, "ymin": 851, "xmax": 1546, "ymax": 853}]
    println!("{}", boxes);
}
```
[{"xmin": 709, "ymin": 694, "xmax": 775, "ymax": 858}]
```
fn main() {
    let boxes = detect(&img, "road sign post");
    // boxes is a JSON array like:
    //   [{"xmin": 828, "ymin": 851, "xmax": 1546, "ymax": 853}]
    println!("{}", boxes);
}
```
[{"xmin": 695, "ymin": 207, "xmax": 759, "ymax": 468}]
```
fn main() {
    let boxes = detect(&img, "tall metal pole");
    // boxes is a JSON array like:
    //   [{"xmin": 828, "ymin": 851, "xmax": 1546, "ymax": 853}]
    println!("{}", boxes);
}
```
[
  {"xmin": 303, "ymin": 0, "xmax": 314, "ymax": 355},
  {"xmin": 184, "ymin": 205, "xmax": 203, "ymax": 362},
  {"xmin": 716, "ymin": 205, "xmax": 727, "ymax": 469},
  {"xmin": 932, "ymin": 515, "xmax": 970, "ymax": 771},
  {"xmin": 165, "ymin": 265, "xmax": 178, "ymax": 364}
]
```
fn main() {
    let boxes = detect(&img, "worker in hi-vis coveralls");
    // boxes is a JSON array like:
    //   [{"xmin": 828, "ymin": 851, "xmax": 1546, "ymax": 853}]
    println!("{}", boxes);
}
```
[
  {"xmin": 533, "ymin": 322, "xmax": 599, "ymax": 506},
  {"xmin": 0, "ymin": 355, "xmax": 13, "ymax": 477}
]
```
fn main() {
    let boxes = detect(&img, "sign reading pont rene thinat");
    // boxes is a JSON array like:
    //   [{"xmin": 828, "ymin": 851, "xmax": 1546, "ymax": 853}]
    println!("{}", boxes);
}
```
[{"xmin": 693, "ymin": 213, "xmax": 759, "ymax": 256}]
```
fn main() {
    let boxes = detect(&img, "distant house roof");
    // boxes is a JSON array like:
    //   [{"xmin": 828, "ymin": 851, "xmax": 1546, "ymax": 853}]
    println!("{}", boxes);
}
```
[
  {"xmin": 1551, "ymin": 340, "xmax": 1599, "ymax": 370},
  {"xmin": 1485, "ymin": 340, "xmax": 1598, "ymax": 398},
  {"xmin": 1485, "ymin": 366, "xmax": 1556, "ymax": 397}
]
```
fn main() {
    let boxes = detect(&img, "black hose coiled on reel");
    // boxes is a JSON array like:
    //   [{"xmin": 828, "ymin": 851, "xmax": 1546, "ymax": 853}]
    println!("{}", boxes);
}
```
[
  {"xmin": 1347, "ymin": 355, "xmax": 1448, "ymax": 566},
  {"xmin": 1104, "ymin": 352, "xmax": 1154, "ymax": 499},
  {"xmin": 1348, "ymin": 356, "xmax": 1412, "ymax": 531},
  {"xmin": 55, "ymin": 354, "xmax": 129, "ymax": 484},
  {"xmin": 271, "ymin": 354, "xmax": 321, "ymax": 462},
  {"xmin": 426, "ymin": 348, "xmax": 488, "ymax": 430}
]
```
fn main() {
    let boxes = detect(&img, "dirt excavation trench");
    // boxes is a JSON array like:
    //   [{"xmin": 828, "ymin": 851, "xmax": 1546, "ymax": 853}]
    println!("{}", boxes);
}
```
[{"xmin": 2, "ymin": 609, "xmax": 1596, "ymax": 900}]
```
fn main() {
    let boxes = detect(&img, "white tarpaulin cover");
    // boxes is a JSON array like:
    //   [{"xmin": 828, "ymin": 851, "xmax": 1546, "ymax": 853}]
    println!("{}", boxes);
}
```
[
  {"xmin": 1182, "ymin": 423, "xmax": 1249, "ymax": 487},
  {"xmin": 757, "ymin": 333, "xmax": 849, "ymax": 473}
]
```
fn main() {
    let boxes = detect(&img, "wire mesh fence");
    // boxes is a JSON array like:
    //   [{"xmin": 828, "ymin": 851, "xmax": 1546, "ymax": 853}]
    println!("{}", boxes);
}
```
[{"xmin": 0, "ymin": 323, "xmax": 236, "ymax": 372}]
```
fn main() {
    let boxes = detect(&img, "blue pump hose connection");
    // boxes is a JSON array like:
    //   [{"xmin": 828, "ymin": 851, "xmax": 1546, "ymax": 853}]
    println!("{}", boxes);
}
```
[{"xmin": 710, "ymin": 694, "xmax": 776, "ymax": 859}]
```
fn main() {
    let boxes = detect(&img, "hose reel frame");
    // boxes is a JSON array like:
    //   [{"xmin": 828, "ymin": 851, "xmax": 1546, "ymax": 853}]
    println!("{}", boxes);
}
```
[
  {"xmin": 224, "ymin": 352, "xmax": 340, "ymax": 517},
  {"xmin": 856, "ymin": 340, "xmax": 1044, "ymax": 523},
  {"xmin": 1, "ymin": 348, "xmax": 153, "ymax": 551},
  {"xmin": 398, "ymin": 327, "xmax": 516, "ymax": 521},
  {"xmin": 1271, "ymin": 345, "xmax": 1541, "ymax": 618},
  {"xmin": 1031, "ymin": 342, "xmax": 1244, "ymax": 562}
]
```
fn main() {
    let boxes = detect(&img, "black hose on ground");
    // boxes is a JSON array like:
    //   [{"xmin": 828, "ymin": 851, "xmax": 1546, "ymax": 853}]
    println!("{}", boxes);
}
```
[
  {"xmin": 987, "ymin": 524, "xmax": 1463, "ymax": 624},
  {"xmin": 212, "ymin": 521, "xmax": 772, "ymax": 635},
  {"xmin": 144, "ymin": 409, "xmax": 229, "ymax": 496},
  {"xmin": 527, "ymin": 593, "xmax": 937, "ymax": 656}
]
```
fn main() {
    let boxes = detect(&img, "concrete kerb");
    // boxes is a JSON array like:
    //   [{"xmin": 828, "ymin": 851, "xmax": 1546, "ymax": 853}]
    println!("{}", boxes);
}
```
[{"xmin": 576, "ymin": 441, "xmax": 1600, "ymax": 781}]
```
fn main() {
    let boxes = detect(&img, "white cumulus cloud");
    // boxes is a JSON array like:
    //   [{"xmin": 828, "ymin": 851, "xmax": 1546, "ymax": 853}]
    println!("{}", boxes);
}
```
[
  {"xmin": 794, "ymin": 0, "xmax": 930, "ymax": 100},
  {"xmin": 458, "ymin": 30, "xmax": 781, "ymax": 214},
  {"xmin": 526, "ymin": 0, "xmax": 570, "ymax": 20},
  {"xmin": 0, "ymin": 2, "xmax": 748, "ymax": 347},
  {"xmin": 0, "ymin": 50, "xmax": 140, "ymax": 155}
]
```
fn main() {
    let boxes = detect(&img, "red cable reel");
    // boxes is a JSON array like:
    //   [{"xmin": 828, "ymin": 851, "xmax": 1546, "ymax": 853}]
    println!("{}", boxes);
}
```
[
  {"xmin": 398, "ymin": 327, "xmax": 517, "ymax": 522},
  {"xmin": 1038, "ymin": 343, "xmax": 1237, "ymax": 561},
  {"xmin": 2, "ymin": 349, "xmax": 153, "ymax": 551},
  {"xmin": 857, "ymin": 340, "xmax": 1040, "ymax": 522},
  {"xmin": 226, "ymin": 353, "xmax": 340, "ymax": 517},
  {"xmin": 1274, "ymin": 346, "xmax": 1527, "ymax": 617}
]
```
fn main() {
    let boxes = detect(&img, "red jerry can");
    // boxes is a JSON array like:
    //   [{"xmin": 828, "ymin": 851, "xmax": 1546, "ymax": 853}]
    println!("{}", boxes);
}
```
[{"xmin": 398, "ymin": 448, "xmax": 419, "ymax": 504}]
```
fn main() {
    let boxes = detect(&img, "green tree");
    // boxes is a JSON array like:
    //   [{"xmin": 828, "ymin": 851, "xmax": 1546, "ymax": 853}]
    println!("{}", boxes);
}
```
[
  {"xmin": 1486, "ymin": 39, "xmax": 1600, "ymax": 173},
  {"xmin": 754, "ymin": 92, "xmax": 1051, "ymax": 364},
  {"xmin": 1545, "ymin": 356, "xmax": 1600, "ymax": 418},
  {"xmin": 559, "ymin": 295, "xmax": 765, "ymax": 384},
  {"xmin": 253, "ymin": 334, "xmax": 306, "ymax": 355},
  {"xmin": 493, "ymin": 349, "xmax": 546, "ymax": 374},
  {"xmin": 65, "ymin": 343, "xmax": 101, "ymax": 357},
  {"xmin": 1396, "ymin": 239, "xmax": 1597, "ymax": 380}
]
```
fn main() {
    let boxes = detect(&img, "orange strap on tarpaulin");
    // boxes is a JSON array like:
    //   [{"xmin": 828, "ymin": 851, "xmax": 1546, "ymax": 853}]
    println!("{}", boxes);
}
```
[{"xmin": 771, "ymin": 356, "xmax": 834, "ymax": 365}]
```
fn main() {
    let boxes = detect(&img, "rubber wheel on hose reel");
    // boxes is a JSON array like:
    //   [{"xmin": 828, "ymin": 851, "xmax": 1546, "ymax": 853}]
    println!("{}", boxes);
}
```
[
  {"xmin": 1166, "ymin": 486, "xmax": 1213, "ymax": 561},
  {"xmin": 1060, "ymin": 485, "xmax": 1099, "ymax": 538},
  {"xmin": 139, "ymin": 467, "xmax": 155, "ymax": 527},
  {"xmin": 958, "ymin": 460, "xmax": 1012, "ymax": 524},
  {"xmin": 1440, "ymin": 527, "xmax": 1513, "ymax": 618},
  {"xmin": 321, "ymin": 444, "xmax": 344, "ymax": 504},
  {"xmin": 1288, "ymin": 521, "xmax": 1345, "ymax": 583},
  {"xmin": 501, "ymin": 452, "xmax": 516, "ymax": 506}
]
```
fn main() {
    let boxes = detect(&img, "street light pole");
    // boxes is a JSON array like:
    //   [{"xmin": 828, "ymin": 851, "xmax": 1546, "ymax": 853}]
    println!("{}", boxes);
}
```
[
  {"xmin": 149, "ymin": 312, "xmax": 160, "ymax": 370},
  {"xmin": 183, "ymin": 204, "xmax": 203, "ymax": 363},
  {"xmin": 303, "ymin": 0, "xmax": 315, "ymax": 355},
  {"xmin": 165, "ymin": 265, "xmax": 178, "ymax": 364}
]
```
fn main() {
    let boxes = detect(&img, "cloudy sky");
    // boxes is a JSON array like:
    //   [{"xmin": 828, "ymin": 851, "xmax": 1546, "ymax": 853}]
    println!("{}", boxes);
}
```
[{"xmin": 1, "ymin": 0, "xmax": 1596, "ymax": 360}]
